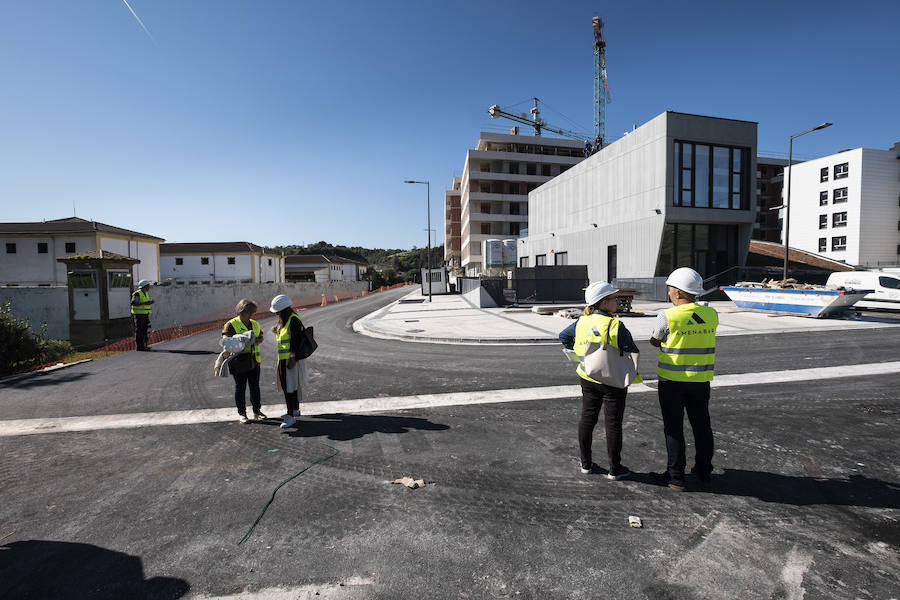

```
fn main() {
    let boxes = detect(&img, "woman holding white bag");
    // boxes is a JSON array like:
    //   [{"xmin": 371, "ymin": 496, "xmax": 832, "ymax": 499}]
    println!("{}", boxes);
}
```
[
  {"xmin": 559, "ymin": 281, "xmax": 641, "ymax": 479},
  {"xmin": 220, "ymin": 299, "xmax": 266, "ymax": 424}
]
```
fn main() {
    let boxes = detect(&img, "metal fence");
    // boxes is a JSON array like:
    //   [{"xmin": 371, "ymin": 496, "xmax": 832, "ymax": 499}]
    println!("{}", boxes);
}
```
[{"xmin": 458, "ymin": 267, "xmax": 588, "ymax": 306}]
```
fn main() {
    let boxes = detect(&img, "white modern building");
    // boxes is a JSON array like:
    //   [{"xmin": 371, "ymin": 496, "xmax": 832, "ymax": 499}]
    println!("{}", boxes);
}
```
[
  {"xmin": 0, "ymin": 217, "xmax": 163, "ymax": 286},
  {"xmin": 520, "ymin": 111, "xmax": 757, "ymax": 288},
  {"xmin": 450, "ymin": 132, "xmax": 585, "ymax": 275},
  {"xmin": 782, "ymin": 144, "xmax": 900, "ymax": 267},
  {"xmin": 284, "ymin": 254, "xmax": 368, "ymax": 282},
  {"xmin": 159, "ymin": 242, "xmax": 284, "ymax": 284}
]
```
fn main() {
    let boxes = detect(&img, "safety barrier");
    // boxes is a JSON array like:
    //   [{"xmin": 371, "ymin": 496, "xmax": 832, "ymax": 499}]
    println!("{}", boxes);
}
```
[{"xmin": 11, "ymin": 282, "xmax": 414, "ymax": 376}]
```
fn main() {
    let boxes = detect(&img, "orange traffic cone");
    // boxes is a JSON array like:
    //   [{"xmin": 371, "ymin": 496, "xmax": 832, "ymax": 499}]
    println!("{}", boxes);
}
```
[{"xmin": 320, "ymin": 293, "xmax": 327, "ymax": 306}]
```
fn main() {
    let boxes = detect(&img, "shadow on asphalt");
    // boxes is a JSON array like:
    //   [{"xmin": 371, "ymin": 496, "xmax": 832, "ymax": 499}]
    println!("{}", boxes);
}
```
[
  {"xmin": 160, "ymin": 349, "xmax": 218, "ymax": 355},
  {"xmin": 283, "ymin": 413, "xmax": 450, "ymax": 441},
  {"xmin": 1, "ymin": 372, "xmax": 90, "ymax": 389},
  {"xmin": 0, "ymin": 540, "xmax": 190, "ymax": 599},
  {"xmin": 633, "ymin": 469, "xmax": 900, "ymax": 508}
]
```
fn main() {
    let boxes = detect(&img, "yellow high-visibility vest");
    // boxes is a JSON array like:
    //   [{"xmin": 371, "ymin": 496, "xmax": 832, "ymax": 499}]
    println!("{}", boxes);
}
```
[
  {"xmin": 229, "ymin": 317, "xmax": 261, "ymax": 364},
  {"xmin": 573, "ymin": 313, "xmax": 620, "ymax": 384},
  {"xmin": 131, "ymin": 289, "xmax": 152, "ymax": 315},
  {"xmin": 276, "ymin": 313, "xmax": 302, "ymax": 361},
  {"xmin": 657, "ymin": 303, "xmax": 718, "ymax": 382}
]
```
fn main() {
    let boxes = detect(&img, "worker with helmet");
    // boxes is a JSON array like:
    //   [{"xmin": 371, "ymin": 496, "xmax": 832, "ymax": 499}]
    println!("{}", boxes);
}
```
[
  {"xmin": 559, "ymin": 281, "xmax": 640, "ymax": 480},
  {"xmin": 649, "ymin": 267, "xmax": 718, "ymax": 491},
  {"xmin": 222, "ymin": 299, "xmax": 266, "ymax": 424},
  {"xmin": 130, "ymin": 279, "xmax": 155, "ymax": 351},
  {"xmin": 270, "ymin": 294, "xmax": 307, "ymax": 429}
]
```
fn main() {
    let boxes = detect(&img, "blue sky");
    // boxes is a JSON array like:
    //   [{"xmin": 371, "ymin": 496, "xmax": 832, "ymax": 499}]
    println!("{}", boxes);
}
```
[{"xmin": 1, "ymin": 1, "xmax": 897, "ymax": 249}]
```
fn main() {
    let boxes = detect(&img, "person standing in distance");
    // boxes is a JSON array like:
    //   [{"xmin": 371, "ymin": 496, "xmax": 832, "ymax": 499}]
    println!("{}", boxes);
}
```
[
  {"xmin": 222, "ymin": 299, "xmax": 266, "ymax": 424},
  {"xmin": 649, "ymin": 267, "xmax": 718, "ymax": 492},
  {"xmin": 270, "ymin": 294, "xmax": 307, "ymax": 429},
  {"xmin": 559, "ymin": 281, "xmax": 640, "ymax": 480},
  {"xmin": 131, "ymin": 279, "xmax": 155, "ymax": 351}
]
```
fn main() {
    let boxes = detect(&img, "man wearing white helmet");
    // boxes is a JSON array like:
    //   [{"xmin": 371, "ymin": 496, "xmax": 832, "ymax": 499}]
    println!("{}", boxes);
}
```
[
  {"xmin": 649, "ymin": 267, "xmax": 718, "ymax": 491},
  {"xmin": 559, "ymin": 281, "xmax": 640, "ymax": 480},
  {"xmin": 130, "ymin": 279, "xmax": 155, "ymax": 351}
]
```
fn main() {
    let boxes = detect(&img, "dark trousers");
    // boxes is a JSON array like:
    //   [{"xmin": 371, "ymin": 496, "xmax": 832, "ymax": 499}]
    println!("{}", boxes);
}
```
[
  {"xmin": 133, "ymin": 314, "xmax": 150, "ymax": 350},
  {"xmin": 658, "ymin": 380, "xmax": 714, "ymax": 483},
  {"xmin": 578, "ymin": 378, "xmax": 627, "ymax": 470},
  {"xmin": 277, "ymin": 361, "xmax": 300, "ymax": 414},
  {"xmin": 232, "ymin": 365, "xmax": 262, "ymax": 416}
]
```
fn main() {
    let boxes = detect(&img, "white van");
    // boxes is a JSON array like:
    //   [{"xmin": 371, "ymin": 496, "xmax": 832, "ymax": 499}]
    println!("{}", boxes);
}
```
[{"xmin": 826, "ymin": 271, "xmax": 900, "ymax": 310}]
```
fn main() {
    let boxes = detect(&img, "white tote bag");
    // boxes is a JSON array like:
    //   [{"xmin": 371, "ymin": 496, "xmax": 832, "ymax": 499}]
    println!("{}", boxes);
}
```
[{"xmin": 582, "ymin": 319, "xmax": 638, "ymax": 389}]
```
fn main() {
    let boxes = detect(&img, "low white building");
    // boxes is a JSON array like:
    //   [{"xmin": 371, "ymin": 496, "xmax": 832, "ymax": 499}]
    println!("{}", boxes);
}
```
[
  {"xmin": 520, "ymin": 111, "xmax": 757, "ymax": 290},
  {"xmin": 0, "ymin": 217, "xmax": 162, "ymax": 286},
  {"xmin": 284, "ymin": 254, "xmax": 368, "ymax": 282},
  {"xmin": 159, "ymin": 242, "xmax": 284, "ymax": 284},
  {"xmin": 782, "ymin": 144, "xmax": 900, "ymax": 268}
]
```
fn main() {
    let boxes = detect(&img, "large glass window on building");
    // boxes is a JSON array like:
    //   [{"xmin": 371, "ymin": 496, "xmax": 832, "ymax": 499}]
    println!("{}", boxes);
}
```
[
  {"xmin": 655, "ymin": 223, "xmax": 740, "ymax": 278},
  {"xmin": 674, "ymin": 141, "xmax": 748, "ymax": 209}
]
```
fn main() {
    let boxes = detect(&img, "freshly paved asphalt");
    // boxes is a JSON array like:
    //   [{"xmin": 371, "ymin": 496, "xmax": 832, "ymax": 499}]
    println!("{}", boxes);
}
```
[{"xmin": 1, "ymin": 287, "xmax": 899, "ymax": 599}]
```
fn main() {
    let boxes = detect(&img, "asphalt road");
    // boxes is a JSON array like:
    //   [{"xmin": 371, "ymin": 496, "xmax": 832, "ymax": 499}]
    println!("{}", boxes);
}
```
[{"xmin": 1, "ymin": 288, "xmax": 899, "ymax": 599}]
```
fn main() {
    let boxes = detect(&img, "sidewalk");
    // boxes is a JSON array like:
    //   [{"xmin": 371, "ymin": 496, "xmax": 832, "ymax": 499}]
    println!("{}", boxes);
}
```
[{"xmin": 354, "ymin": 288, "xmax": 900, "ymax": 344}]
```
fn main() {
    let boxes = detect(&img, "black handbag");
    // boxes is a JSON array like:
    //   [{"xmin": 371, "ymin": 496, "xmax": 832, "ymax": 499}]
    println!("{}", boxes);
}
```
[
  {"xmin": 228, "ymin": 352, "xmax": 256, "ymax": 375},
  {"xmin": 295, "ymin": 324, "xmax": 317, "ymax": 360}
]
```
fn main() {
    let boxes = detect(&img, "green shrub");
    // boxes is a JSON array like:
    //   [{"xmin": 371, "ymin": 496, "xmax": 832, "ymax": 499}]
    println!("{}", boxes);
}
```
[{"xmin": 0, "ymin": 302, "xmax": 74, "ymax": 376}]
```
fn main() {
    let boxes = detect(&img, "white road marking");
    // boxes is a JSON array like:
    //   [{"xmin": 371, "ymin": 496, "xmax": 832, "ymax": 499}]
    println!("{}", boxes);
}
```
[{"xmin": 1, "ymin": 361, "xmax": 898, "ymax": 437}]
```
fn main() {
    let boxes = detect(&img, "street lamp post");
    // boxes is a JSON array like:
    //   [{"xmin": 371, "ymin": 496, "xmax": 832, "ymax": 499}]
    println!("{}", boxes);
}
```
[
  {"xmin": 404, "ymin": 180, "xmax": 432, "ymax": 302},
  {"xmin": 783, "ymin": 122, "xmax": 832, "ymax": 281}
]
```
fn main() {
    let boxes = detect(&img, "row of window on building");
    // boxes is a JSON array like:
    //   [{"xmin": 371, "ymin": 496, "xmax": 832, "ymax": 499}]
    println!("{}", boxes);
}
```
[
  {"xmin": 819, "ymin": 187, "xmax": 849, "ymax": 205},
  {"xmin": 5, "ymin": 242, "xmax": 78, "ymax": 254},
  {"xmin": 478, "ymin": 162, "xmax": 572, "ymax": 176},
  {"xmin": 171, "ymin": 256, "xmax": 273, "ymax": 266},
  {"xmin": 818, "ymin": 212, "xmax": 848, "ymax": 229},
  {"xmin": 820, "ymin": 163, "xmax": 849, "ymax": 182}
]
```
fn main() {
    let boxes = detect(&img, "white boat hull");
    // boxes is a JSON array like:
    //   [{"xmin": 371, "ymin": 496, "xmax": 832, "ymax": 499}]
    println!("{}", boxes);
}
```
[{"xmin": 721, "ymin": 286, "xmax": 873, "ymax": 318}]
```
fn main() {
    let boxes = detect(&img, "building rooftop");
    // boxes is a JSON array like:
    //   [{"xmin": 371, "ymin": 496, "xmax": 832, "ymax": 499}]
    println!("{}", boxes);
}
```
[
  {"xmin": 56, "ymin": 249, "xmax": 140, "ymax": 263},
  {"xmin": 160, "ymin": 242, "xmax": 278, "ymax": 255},
  {"xmin": 0, "ymin": 217, "xmax": 164, "ymax": 241},
  {"xmin": 749, "ymin": 240, "xmax": 854, "ymax": 272}
]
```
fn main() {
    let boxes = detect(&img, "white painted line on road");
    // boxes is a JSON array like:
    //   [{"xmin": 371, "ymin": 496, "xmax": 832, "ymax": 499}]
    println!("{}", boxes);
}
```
[{"xmin": 1, "ymin": 361, "xmax": 898, "ymax": 437}]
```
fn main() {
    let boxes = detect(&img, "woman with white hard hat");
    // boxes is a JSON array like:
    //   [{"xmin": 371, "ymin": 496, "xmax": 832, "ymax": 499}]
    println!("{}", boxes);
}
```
[
  {"xmin": 221, "ymin": 299, "xmax": 265, "ymax": 424},
  {"xmin": 270, "ymin": 294, "xmax": 307, "ymax": 429},
  {"xmin": 559, "ymin": 281, "xmax": 641, "ymax": 479}
]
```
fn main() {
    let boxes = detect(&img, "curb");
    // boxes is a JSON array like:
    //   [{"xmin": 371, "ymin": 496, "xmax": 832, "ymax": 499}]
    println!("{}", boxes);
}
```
[{"xmin": 0, "ymin": 359, "xmax": 94, "ymax": 385}]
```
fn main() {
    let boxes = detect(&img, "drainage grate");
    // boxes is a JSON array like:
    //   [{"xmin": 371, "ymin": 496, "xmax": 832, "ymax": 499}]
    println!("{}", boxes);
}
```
[{"xmin": 399, "ymin": 298, "xmax": 426, "ymax": 304}]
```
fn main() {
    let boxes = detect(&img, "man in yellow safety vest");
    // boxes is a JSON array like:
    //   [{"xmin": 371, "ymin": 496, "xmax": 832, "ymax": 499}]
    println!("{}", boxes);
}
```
[
  {"xmin": 649, "ymin": 267, "xmax": 717, "ymax": 491},
  {"xmin": 130, "ymin": 279, "xmax": 155, "ymax": 351}
]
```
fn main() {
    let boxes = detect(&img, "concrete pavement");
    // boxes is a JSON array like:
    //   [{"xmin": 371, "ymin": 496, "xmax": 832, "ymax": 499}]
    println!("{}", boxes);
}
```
[{"xmin": 354, "ymin": 288, "xmax": 900, "ymax": 344}]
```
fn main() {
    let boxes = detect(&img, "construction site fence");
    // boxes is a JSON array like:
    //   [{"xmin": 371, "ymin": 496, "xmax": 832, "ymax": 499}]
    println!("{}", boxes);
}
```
[{"xmin": 9, "ymin": 282, "xmax": 414, "ymax": 377}]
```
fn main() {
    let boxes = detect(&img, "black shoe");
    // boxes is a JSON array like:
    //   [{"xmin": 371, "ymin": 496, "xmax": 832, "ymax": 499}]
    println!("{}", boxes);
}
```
[
  {"xmin": 607, "ymin": 466, "xmax": 632, "ymax": 481},
  {"xmin": 580, "ymin": 462, "xmax": 601, "ymax": 475},
  {"xmin": 650, "ymin": 471, "xmax": 685, "ymax": 492},
  {"xmin": 690, "ymin": 467, "xmax": 712, "ymax": 484}
]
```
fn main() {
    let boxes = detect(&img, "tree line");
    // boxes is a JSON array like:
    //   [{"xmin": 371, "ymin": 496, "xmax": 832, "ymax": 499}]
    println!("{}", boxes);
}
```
[{"xmin": 272, "ymin": 241, "xmax": 445, "ymax": 287}]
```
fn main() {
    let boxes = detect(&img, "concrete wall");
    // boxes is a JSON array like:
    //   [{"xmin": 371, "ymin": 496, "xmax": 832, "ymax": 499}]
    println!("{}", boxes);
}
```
[
  {"xmin": 0, "ymin": 286, "xmax": 69, "ymax": 340},
  {"xmin": 148, "ymin": 280, "xmax": 370, "ymax": 329}
]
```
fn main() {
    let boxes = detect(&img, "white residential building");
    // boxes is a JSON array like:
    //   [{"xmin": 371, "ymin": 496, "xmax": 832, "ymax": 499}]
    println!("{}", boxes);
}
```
[
  {"xmin": 284, "ymin": 254, "xmax": 368, "ymax": 282},
  {"xmin": 450, "ymin": 132, "xmax": 585, "ymax": 275},
  {"xmin": 0, "ymin": 217, "xmax": 163, "ymax": 286},
  {"xmin": 159, "ymin": 242, "xmax": 284, "ymax": 284},
  {"xmin": 782, "ymin": 144, "xmax": 900, "ymax": 267},
  {"xmin": 520, "ymin": 111, "xmax": 757, "ymax": 289}
]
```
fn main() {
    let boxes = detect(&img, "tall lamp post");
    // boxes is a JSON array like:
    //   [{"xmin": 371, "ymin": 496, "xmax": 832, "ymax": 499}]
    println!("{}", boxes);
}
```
[
  {"xmin": 783, "ymin": 122, "xmax": 832, "ymax": 281},
  {"xmin": 403, "ymin": 180, "xmax": 432, "ymax": 302}
]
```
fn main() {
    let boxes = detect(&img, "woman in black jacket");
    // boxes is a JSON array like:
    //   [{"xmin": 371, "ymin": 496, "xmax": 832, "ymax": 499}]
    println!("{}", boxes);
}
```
[{"xmin": 269, "ymin": 294, "xmax": 307, "ymax": 429}]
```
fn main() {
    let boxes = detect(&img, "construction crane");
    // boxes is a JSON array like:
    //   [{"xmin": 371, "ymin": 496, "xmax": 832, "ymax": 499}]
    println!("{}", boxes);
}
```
[
  {"xmin": 487, "ymin": 98, "xmax": 588, "ymax": 141},
  {"xmin": 593, "ymin": 15, "xmax": 611, "ymax": 145}
]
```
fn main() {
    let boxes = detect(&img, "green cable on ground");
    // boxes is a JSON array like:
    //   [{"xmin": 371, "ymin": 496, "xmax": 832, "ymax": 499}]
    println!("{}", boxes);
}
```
[{"xmin": 239, "ymin": 442, "xmax": 339, "ymax": 545}]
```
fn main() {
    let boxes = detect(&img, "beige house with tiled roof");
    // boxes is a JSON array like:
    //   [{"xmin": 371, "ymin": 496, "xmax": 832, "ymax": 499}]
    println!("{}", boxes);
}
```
[
  {"xmin": 0, "ymin": 217, "xmax": 163, "ymax": 285},
  {"xmin": 284, "ymin": 254, "xmax": 368, "ymax": 282},
  {"xmin": 159, "ymin": 242, "xmax": 284, "ymax": 284}
]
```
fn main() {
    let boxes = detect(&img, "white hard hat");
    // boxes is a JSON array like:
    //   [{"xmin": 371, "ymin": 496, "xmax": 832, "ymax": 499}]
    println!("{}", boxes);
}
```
[
  {"xmin": 136, "ymin": 279, "xmax": 151, "ymax": 288},
  {"xmin": 269, "ymin": 294, "xmax": 293, "ymax": 313},
  {"xmin": 665, "ymin": 267, "xmax": 705, "ymax": 296},
  {"xmin": 584, "ymin": 281, "xmax": 618, "ymax": 306}
]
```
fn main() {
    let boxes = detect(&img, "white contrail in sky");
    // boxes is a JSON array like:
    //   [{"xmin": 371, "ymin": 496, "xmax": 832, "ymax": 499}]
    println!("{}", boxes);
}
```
[{"xmin": 120, "ymin": 0, "xmax": 155, "ymax": 43}]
